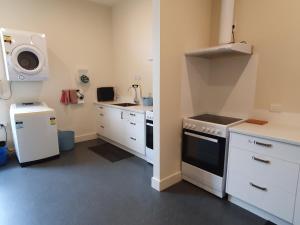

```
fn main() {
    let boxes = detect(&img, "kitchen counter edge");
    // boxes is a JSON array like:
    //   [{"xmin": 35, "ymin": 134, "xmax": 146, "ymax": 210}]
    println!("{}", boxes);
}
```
[
  {"xmin": 94, "ymin": 101, "xmax": 153, "ymax": 114},
  {"xmin": 229, "ymin": 122, "xmax": 300, "ymax": 147}
]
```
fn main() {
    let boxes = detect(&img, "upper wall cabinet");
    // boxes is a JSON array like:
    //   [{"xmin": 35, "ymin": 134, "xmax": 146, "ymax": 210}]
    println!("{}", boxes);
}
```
[{"xmin": 185, "ymin": 43, "xmax": 253, "ymax": 59}]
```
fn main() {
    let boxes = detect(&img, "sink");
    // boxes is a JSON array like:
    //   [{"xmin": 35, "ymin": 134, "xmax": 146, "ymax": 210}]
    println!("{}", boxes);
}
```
[{"xmin": 113, "ymin": 103, "xmax": 138, "ymax": 107}]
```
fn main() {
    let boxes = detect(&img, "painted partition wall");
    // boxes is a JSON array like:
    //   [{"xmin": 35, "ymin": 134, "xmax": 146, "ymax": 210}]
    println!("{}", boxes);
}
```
[{"xmin": 152, "ymin": 0, "xmax": 212, "ymax": 191}]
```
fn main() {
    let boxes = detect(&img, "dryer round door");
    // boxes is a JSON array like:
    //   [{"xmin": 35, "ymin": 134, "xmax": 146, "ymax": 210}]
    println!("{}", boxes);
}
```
[{"xmin": 11, "ymin": 45, "xmax": 45, "ymax": 75}]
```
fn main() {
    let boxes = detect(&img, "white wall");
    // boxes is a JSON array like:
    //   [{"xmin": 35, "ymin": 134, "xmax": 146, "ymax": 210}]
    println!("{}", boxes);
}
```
[
  {"xmin": 152, "ymin": 0, "xmax": 212, "ymax": 191},
  {"xmin": 182, "ymin": 55, "xmax": 259, "ymax": 119},
  {"xmin": 0, "ymin": 0, "xmax": 113, "ymax": 144},
  {"xmin": 211, "ymin": 0, "xmax": 300, "ymax": 116},
  {"xmin": 112, "ymin": 0, "xmax": 153, "ymax": 100}
]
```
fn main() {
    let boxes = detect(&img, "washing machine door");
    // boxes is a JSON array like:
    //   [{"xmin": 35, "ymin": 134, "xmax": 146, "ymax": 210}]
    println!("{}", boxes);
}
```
[{"xmin": 11, "ymin": 45, "xmax": 45, "ymax": 75}]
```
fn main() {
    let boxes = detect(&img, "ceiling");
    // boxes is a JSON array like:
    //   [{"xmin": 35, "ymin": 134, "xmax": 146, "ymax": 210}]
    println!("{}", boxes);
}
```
[{"xmin": 88, "ymin": 0, "xmax": 121, "ymax": 6}]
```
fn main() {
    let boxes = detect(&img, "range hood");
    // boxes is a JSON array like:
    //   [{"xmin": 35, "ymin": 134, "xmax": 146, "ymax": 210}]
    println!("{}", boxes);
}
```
[
  {"xmin": 186, "ymin": 0, "xmax": 252, "ymax": 58},
  {"xmin": 186, "ymin": 43, "xmax": 252, "ymax": 58}
]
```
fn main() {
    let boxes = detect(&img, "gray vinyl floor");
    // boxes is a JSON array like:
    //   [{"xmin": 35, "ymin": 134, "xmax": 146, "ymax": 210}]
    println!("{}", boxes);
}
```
[{"xmin": 0, "ymin": 139, "xmax": 267, "ymax": 225}]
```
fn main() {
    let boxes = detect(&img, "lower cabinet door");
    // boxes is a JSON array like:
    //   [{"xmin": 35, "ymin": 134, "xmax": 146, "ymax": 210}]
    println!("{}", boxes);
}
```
[{"xmin": 105, "ymin": 107, "xmax": 125, "ymax": 144}]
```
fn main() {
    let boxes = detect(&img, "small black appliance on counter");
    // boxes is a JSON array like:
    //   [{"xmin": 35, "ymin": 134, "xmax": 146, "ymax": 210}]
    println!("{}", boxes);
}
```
[{"xmin": 97, "ymin": 87, "xmax": 115, "ymax": 101}]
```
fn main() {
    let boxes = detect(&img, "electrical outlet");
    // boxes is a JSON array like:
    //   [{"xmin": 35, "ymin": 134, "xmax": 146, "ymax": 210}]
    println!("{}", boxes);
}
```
[
  {"xmin": 270, "ymin": 104, "xmax": 282, "ymax": 113},
  {"xmin": 147, "ymin": 57, "xmax": 153, "ymax": 62}
]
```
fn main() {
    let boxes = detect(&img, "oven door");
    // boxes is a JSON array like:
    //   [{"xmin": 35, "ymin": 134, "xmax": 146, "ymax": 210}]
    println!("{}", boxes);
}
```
[
  {"xmin": 182, "ymin": 129, "xmax": 226, "ymax": 177},
  {"xmin": 146, "ymin": 120, "xmax": 153, "ymax": 149}
]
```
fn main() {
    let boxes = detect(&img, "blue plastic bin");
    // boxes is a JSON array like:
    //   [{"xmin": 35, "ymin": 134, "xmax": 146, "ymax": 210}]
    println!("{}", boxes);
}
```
[
  {"xmin": 58, "ymin": 130, "xmax": 75, "ymax": 152},
  {"xmin": 0, "ymin": 145, "xmax": 8, "ymax": 166}
]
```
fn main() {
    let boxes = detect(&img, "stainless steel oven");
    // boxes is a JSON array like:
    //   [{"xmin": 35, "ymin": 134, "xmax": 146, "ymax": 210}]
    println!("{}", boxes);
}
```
[
  {"xmin": 181, "ymin": 114, "xmax": 243, "ymax": 198},
  {"xmin": 146, "ymin": 111, "xmax": 153, "ymax": 164},
  {"xmin": 146, "ymin": 119, "xmax": 153, "ymax": 150},
  {"xmin": 182, "ymin": 129, "xmax": 226, "ymax": 177}
]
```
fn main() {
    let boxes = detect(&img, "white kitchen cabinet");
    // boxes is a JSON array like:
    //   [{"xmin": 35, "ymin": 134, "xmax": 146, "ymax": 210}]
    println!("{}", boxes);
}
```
[
  {"xmin": 96, "ymin": 105, "xmax": 107, "ymax": 137},
  {"xmin": 95, "ymin": 104, "xmax": 146, "ymax": 156},
  {"xmin": 226, "ymin": 132, "xmax": 300, "ymax": 224},
  {"xmin": 124, "ymin": 111, "xmax": 146, "ymax": 155},
  {"xmin": 104, "ymin": 106, "xmax": 124, "ymax": 144}
]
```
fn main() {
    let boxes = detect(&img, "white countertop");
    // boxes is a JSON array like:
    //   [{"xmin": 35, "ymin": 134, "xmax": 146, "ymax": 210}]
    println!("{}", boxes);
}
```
[
  {"xmin": 94, "ymin": 101, "xmax": 153, "ymax": 113},
  {"xmin": 230, "ymin": 122, "xmax": 300, "ymax": 146}
]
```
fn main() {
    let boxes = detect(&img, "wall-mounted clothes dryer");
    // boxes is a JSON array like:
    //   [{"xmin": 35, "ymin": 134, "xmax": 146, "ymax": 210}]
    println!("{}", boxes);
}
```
[{"xmin": 0, "ymin": 28, "xmax": 49, "ymax": 81}]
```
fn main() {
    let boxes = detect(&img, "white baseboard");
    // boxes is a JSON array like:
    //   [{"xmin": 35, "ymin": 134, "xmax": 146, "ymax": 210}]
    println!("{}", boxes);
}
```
[
  {"xmin": 228, "ymin": 195, "xmax": 292, "ymax": 225},
  {"xmin": 151, "ymin": 171, "xmax": 182, "ymax": 191},
  {"xmin": 75, "ymin": 132, "xmax": 97, "ymax": 143}
]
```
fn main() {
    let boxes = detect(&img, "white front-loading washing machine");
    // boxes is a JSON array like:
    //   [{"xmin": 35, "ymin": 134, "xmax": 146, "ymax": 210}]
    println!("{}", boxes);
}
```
[
  {"xmin": 0, "ymin": 28, "xmax": 49, "ymax": 81},
  {"xmin": 10, "ymin": 102, "xmax": 60, "ymax": 166}
]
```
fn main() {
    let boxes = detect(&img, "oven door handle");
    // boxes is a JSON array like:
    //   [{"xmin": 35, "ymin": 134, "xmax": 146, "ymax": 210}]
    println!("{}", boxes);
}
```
[{"xmin": 184, "ymin": 132, "xmax": 219, "ymax": 143}]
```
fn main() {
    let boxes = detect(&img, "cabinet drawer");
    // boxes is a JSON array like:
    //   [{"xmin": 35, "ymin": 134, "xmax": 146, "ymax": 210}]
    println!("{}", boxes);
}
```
[
  {"xmin": 227, "ymin": 147, "xmax": 299, "ymax": 194},
  {"xmin": 127, "ymin": 120, "xmax": 145, "ymax": 135},
  {"xmin": 96, "ymin": 106, "xmax": 106, "ymax": 122},
  {"xmin": 230, "ymin": 133, "xmax": 300, "ymax": 163},
  {"xmin": 127, "ymin": 135, "xmax": 145, "ymax": 155},
  {"xmin": 96, "ymin": 111, "xmax": 105, "ymax": 122},
  {"xmin": 226, "ymin": 171, "xmax": 296, "ymax": 222},
  {"xmin": 96, "ymin": 105, "xmax": 105, "ymax": 111},
  {"xmin": 126, "ymin": 111, "xmax": 145, "ymax": 123},
  {"xmin": 97, "ymin": 124, "xmax": 106, "ymax": 136}
]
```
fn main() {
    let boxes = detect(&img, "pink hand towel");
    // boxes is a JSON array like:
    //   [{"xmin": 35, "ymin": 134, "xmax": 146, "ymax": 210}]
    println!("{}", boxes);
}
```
[
  {"xmin": 60, "ymin": 90, "xmax": 70, "ymax": 105},
  {"xmin": 69, "ymin": 90, "xmax": 78, "ymax": 104}
]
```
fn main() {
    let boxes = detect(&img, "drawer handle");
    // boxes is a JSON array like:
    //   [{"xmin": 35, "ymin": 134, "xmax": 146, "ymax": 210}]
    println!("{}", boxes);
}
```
[
  {"xmin": 100, "ymin": 125, "xmax": 104, "ymax": 128},
  {"xmin": 100, "ymin": 113, "xmax": 104, "ymax": 116},
  {"xmin": 250, "ymin": 182, "xmax": 268, "ymax": 192},
  {"xmin": 130, "ymin": 113, "xmax": 136, "ymax": 117},
  {"xmin": 130, "ymin": 122, "xmax": 136, "ymax": 126},
  {"xmin": 254, "ymin": 141, "xmax": 272, "ymax": 148},
  {"xmin": 99, "ymin": 106, "xmax": 103, "ymax": 109},
  {"xmin": 252, "ymin": 156, "xmax": 271, "ymax": 164},
  {"xmin": 130, "ymin": 137, "xmax": 136, "ymax": 141}
]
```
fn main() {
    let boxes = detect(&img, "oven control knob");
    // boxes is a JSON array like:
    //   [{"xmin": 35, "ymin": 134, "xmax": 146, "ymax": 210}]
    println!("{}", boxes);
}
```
[{"xmin": 207, "ymin": 128, "xmax": 212, "ymax": 133}]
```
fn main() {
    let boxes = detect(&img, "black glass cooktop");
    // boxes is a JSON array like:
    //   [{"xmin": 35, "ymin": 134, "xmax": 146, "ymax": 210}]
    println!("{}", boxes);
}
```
[{"xmin": 190, "ymin": 114, "xmax": 242, "ymax": 125}]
